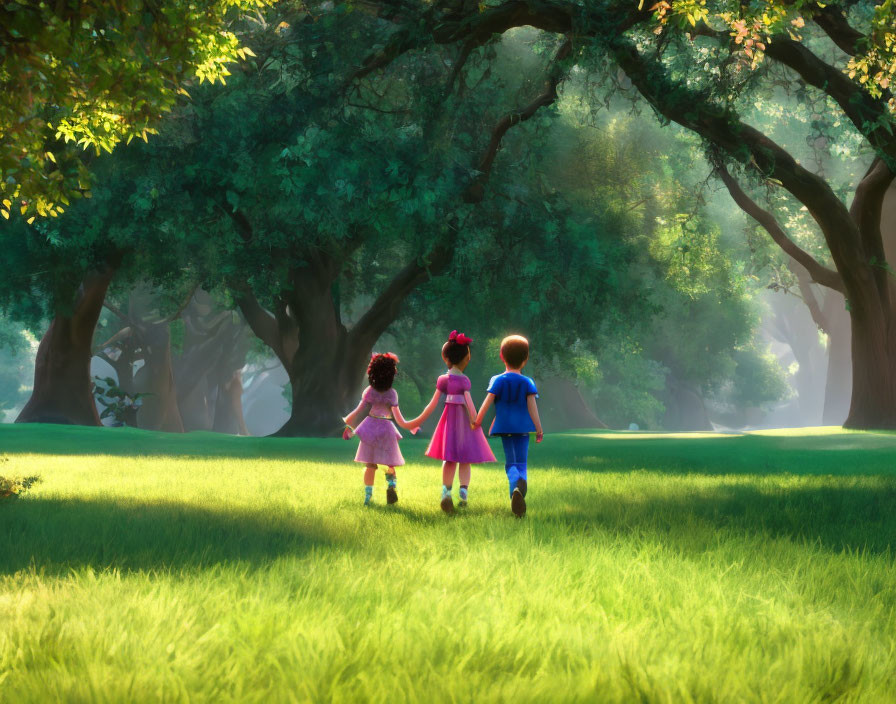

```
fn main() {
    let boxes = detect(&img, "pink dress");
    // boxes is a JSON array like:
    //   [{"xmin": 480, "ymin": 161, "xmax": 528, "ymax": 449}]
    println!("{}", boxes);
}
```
[
  {"xmin": 425, "ymin": 373, "xmax": 496, "ymax": 464},
  {"xmin": 353, "ymin": 387, "xmax": 404, "ymax": 466}
]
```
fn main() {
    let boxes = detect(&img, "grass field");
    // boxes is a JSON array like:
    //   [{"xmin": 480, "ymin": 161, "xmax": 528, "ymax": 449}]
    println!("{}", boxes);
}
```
[{"xmin": 1, "ymin": 424, "xmax": 896, "ymax": 703}]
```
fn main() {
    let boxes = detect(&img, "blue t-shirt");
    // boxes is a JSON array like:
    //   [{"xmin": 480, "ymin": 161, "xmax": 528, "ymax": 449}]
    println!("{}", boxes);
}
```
[{"xmin": 487, "ymin": 372, "xmax": 538, "ymax": 435}]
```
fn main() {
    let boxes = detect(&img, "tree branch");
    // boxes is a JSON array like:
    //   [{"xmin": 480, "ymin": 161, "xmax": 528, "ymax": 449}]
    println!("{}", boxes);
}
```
[
  {"xmin": 763, "ymin": 35, "xmax": 896, "ymax": 164},
  {"xmin": 788, "ymin": 257, "xmax": 830, "ymax": 333},
  {"xmin": 811, "ymin": 4, "xmax": 866, "ymax": 56},
  {"xmin": 464, "ymin": 37, "xmax": 572, "ymax": 204},
  {"xmin": 218, "ymin": 202, "xmax": 254, "ymax": 243},
  {"xmin": 103, "ymin": 301, "xmax": 128, "ymax": 321},
  {"xmin": 446, "ymin": 37, "xmax": 478, "ymax": 96},
  {"xmin": 610, "ymin": 37, "xmax": 865, "ymax": 286},
  {"xmin": 715, "ymin": 164, "xmax": 844, "ymax": 292},
  {"xmin": 850, "ymin": 157, "xmax": 895, "ymax": 293},
  {"xmin": 159, "ymin": 283, "xmax": 200, "ymax": 324},
  {"xmin": 234, "ymin": 287, "xmax": 292, "ymax": 369},
  {"xmin": 96, "ymin": 326, "xmax": 133, "ymax": 351},
  {"xmin": 349, "ymin": 240, "xmax": 453, "ymax": 348}
]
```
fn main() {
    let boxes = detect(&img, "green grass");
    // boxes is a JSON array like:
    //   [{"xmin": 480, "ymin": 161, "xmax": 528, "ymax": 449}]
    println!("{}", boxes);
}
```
[{"xmin": 1, "ymin": 424, "xmax": 895, "ymax": 703}]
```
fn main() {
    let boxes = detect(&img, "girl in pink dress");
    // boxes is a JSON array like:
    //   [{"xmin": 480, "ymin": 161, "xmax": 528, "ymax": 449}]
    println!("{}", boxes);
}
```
[
  {"xmin": 342, "ymin": 353, "xmax": 417, "ymax": 506},
  {"xmin": 409, "ymin": 331, "xmax": 496, "ymax": 513}
]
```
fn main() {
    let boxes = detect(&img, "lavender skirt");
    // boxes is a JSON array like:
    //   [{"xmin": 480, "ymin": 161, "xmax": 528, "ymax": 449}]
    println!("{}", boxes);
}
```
[{"xmin": 354, "ymin": 416, "xmax": 404, "ymax": 466}]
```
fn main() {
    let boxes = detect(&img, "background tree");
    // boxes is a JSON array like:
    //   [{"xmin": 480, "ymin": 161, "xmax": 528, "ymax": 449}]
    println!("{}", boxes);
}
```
[
  {"xmin": 352, "ymin": 0, "xmax": 896, "ymax": 429},
  {"xmin": 0, "ymin": 0, "xmax": 797, "ymax": 435},
  {"xmin": 0, "ymin": 315, "xmax": 32, "ymax": 422}
]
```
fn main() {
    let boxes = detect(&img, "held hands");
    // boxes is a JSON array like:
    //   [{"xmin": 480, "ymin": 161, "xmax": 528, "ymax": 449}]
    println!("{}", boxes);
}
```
[{"xmin": 342, "ymin": 427, "xmax": 354, "ymax": 441}]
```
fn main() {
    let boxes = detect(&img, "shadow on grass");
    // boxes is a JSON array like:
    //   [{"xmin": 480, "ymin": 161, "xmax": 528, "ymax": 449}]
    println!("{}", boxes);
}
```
[
  {"xmin": 540, "ymin": 481, "xmax": 896, "ymax": 556},
  {"xmin": 0, "ymin": 497, "xmax": 337, "ymax": 576}
]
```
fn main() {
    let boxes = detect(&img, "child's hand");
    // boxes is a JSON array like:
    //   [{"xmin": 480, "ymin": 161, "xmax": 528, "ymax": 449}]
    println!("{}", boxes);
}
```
[
  {"xmin": 536, "ymin": 431, "xmax": 544, "ymax": 443},
  {"xmin": 472, "ymin": 419, "xmax": 481, "ymax": 430},
  {"xmin": 409, "ymin": 426, "xmax": 419, "ymax": 435},
  {"xmin": 342, "ymin": 427, "xmax": 353, "ymax": 441}
]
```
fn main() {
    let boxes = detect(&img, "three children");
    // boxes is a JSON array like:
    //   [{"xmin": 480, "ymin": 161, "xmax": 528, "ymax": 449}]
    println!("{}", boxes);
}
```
[{"xmin": 343, "ymin": 333, "xmax": 543, "ymax": 517}]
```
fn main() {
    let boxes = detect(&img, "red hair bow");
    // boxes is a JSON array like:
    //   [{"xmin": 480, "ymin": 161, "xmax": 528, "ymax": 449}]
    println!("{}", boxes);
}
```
[
  {"xmin": 370, "ymin": 352, "xmax": 399, "ymax": 362},
  {"xmin": 449, "ymin": 330, "xmax": 472, "ymax": 345}
]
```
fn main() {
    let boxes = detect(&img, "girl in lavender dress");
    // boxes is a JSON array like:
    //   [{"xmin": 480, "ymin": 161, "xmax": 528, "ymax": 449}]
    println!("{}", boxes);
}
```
[
  {"xmin": 409, "ymin": 331, "xmax": 496, "ymax": 513},
  {"xmin": 342, "ymin": 353, "xmax": 417, "ymax": 506}
]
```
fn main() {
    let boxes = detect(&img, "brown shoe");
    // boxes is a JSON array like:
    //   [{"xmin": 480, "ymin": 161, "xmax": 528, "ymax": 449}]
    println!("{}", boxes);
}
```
[
  {"xmin": 386, "ymin": 486, "xmax": 398, "ymax": 504},
  {"xmin": 440, "ymin": 495, "xmax": 455, "ymax": 514},
  {"xmin": 511, "ymin": 479, "xmax": 527, "ymax": 518}
]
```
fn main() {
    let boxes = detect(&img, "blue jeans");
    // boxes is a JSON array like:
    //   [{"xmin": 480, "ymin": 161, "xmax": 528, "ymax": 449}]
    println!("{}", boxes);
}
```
[{"xmin": 501, "ymin": 434, "xmax": 529, "ymax": 498}]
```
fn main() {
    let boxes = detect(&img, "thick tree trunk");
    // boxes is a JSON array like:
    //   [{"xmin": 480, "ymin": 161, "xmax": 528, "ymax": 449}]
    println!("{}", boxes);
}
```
[
  {"xmin": 212, "ymin": 369, "xmax": 249, "ymax": 435},
  {"xmin": 662, "ymin": 376, "xmax": 712, "ymax": 431},
  {"xmin": 538, "ymin": 376, "xmax": 609, "ymax": 431},
  {"xmin": 16, "ymin": 271, "xmax": 113, "ymax": 425},
  {"xmin": 274, "ymin": 263, "xmax": 367, "ymax": 437},
  {"xmin": 278, "ymin": 342, "xmax": 366, "ymax": 437},
  {"xmin": 844, "ymin": 309, "xmax": 896, "ymax": 429},
  {"xmin": 174, "ymin": 292, "xmax": 251, "ymax": 433},
  {"xmin": 843, "ymin": 242, "xmax": 896, "ymax": 429},
  {"xmin": 841, "ymin": 164, "xmax": 896, "ymax": 429},
  {"xmin": 133, "ymin": 320, "xmax": 184, "ymax": 433}
]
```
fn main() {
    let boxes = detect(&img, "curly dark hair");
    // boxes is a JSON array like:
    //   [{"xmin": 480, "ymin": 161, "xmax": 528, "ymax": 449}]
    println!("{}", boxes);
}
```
[
  {"xmin": 442, "ymin": 339, "xmax": 470, "ymax": 366},
  {"xmin": 368, "ymin": 353, "xmax": 398, "ymax": 391}
]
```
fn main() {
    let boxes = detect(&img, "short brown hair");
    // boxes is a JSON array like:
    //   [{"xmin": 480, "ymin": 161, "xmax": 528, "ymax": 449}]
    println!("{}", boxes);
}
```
[{"xmin": 500, "ymin": 335, "xmax": 529, "ymax": 368}]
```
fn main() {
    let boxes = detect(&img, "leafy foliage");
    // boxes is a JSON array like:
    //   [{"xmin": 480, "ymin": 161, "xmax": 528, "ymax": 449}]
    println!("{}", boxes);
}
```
[
  {"xmin": 0, "ymin": 0, "xmax": 272, "ymax": 222},
  {"xmin": 0, "ymin": 456, "xmax": 39, "ymax": 498},
  {"xmin": 93, "ymin": 376, "xmax": 149, "ymax": 427}
]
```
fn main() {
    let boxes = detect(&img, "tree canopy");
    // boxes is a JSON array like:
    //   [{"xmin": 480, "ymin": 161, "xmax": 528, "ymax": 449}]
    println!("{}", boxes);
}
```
[{"xmin": 0, "ymin": 0, "xmax": 272, "ymax": 222}]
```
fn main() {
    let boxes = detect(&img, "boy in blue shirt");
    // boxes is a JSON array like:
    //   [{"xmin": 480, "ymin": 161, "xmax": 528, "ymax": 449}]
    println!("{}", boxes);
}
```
[{"xmin": 473, "ymin": 335, "xmax": 543, "ymax": 517}]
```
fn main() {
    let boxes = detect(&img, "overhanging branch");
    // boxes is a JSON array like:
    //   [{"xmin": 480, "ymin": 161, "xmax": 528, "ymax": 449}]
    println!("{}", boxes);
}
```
[
  {"xmin": 715, "ymin": 164, "xmax": 844, "ymax": 292},
  {"xmin": 463, "ymin": 37, "xmax": 572, "ymax": 204},
  {"xmin": 763, "ymin": 35, "xmax": 896, "ymax": 164},
  {"xmin": 811, "ymin": 4, "xmax": 866, "ymax": 56},
  {"xmin": 348, "ymin": 240, "xmax": 452, "ymax": 347}
]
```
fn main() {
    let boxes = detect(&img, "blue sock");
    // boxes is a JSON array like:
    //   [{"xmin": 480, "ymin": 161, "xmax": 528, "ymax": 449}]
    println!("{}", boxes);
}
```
[
  {"xmin": 364, "ymin": 485, "xmax": 373, "ymax": 504},
  {"xmin": 459, "ymin": 486, "xmax": 468, "ymax": 502},
  {"xmin": 386, "ymin": 473, "xmax": 396, "ymax": 488}
]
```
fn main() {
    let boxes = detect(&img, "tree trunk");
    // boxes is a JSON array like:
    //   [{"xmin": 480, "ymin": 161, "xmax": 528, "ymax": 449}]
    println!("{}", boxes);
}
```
[
  {"xmin": 16, "ymin": 270, "xmax": 113, "ymax": 426},
  {"xmin": 274, "ymin": 263, "xmax": 367, "ymax": 437},
  {"xmin": 133, "ymin": 319, "xmax": 184, "ymax": 433},
  {"xmin": 538, "ymin": 376, "xmax": 609, "ymax": 431},
  {"xmin": 174, "ymin": 292, "xmax": 251, "ymax": 433},
  {"xmin": 844, "ymin": 304, "xmax": 896, "ymax": 429},
  {"xmin": 278, "ymin": 340, "xmax": 366, "ymax": 437},
  {"xmin": 821, "ymin": 289, "xmax": 852, "ymax": 425},
  {"xmin": 213, "ymin": 369, "xmax": 249, "ymax": 435}
]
